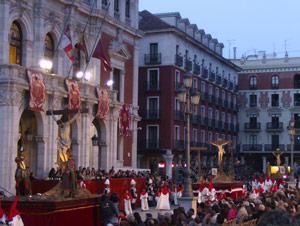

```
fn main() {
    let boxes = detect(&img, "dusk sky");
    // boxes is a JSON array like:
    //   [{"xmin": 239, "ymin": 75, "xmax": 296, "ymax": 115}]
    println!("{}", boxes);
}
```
[{"xmin": 139, "ymin": 0, "xmax": 300, "ymax": 59}]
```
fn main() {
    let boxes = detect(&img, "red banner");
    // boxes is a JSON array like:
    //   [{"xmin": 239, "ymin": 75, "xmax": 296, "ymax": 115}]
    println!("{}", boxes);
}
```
[
  {"xmin": 95, "ymin": 86, "xmax": 110, "ymax": 120},
  {"xmin": 27, "ymin": 69, "xmax": 46, "ymax": 112},
  {"xmin": 65, "ymin": 79, "xmax": 81, "ymax": 110},
  {"xmin": 119, "ymin": 104, "xmax": 131, "ymax": 136}
]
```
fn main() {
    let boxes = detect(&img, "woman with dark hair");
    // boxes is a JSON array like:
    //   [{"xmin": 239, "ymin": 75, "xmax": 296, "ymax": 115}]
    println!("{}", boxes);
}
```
[
  {"xmin": 48, "ymin": 168, "xmax": 56, "ymax": 179},
  {"xmin": 133, "ymin": 212, "xmax": 145, "ymax": 226}
]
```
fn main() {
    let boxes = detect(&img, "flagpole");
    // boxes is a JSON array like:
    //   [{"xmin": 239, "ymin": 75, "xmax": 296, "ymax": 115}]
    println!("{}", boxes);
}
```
[{"xmin": 82, "ymin": 2, "xmax": 111, "ymax": 77}]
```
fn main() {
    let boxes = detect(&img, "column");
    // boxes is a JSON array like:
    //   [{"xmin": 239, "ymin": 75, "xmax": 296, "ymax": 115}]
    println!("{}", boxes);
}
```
[
  {"xmin": 163, "ymin": 150, "xmax": 173, "ymax": 179},
  {"xmin": 0, "ymin": 0, "xmax": 9, "ymax": 64},
  {"xmin": 262, "ymin": 156, "xmax": 266, "ymax": 174},
  {"xmin": 35, "ymin": 136, "xmax": 47, "ymax": 179}
]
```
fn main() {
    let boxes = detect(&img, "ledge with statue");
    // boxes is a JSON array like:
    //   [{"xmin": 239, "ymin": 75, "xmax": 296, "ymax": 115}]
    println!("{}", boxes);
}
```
[{"xmin": 192, "ymin": 139, "xmax": 244, "ymax": 200}]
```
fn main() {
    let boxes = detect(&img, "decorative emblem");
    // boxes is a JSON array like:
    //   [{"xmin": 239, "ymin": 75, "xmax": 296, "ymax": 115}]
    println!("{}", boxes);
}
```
[
  {"xmin": 119, "ymin": 104, "xmax": 131, "ymax": 137},
  {"xmin": 65, "ymin": 79, "xmax": 81, "ymax": 110},
  {"xmin": 96, "ymin": 86, "xmax": 110, "ymax": 120},
  {"xmin": 27, "ymin": 69, "xmax": 46, "ymax": 112}
]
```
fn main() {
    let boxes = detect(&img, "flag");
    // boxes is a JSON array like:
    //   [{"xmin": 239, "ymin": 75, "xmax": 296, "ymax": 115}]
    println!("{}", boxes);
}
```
[
  {"xmin": 78, "ymin": 29, "xmax": 88, "ymax": 61},
  {"xmin": 92, "ymin": 39, "xmax": 112, "ymax": 72},
  {"xmin": 61, "ymin": 24, "xmax": 75, "ymax": 62}
]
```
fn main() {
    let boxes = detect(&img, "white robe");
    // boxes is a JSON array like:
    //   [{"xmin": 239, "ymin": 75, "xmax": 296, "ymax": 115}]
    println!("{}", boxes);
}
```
[
  {"xmin": 140, "ymin": 193, "xmax": 149, "ymax": 211},
  {"xmin": 156, "ymin": 193, "xmax": 170, "ymax": 210},
  {"xmin": 0, "ymin": 214, "xmax": 7, "ymax": 224},
  {"xmin": 124, "ymin": 197, "xmax": 132, "ymax": 215},
  {"xmin": 173, "ymin": 188, "xmax": 179, "ymax": 205},
  {"xmin": 9, "ymin": 215, "xmax": 24, "ymax": 226}
]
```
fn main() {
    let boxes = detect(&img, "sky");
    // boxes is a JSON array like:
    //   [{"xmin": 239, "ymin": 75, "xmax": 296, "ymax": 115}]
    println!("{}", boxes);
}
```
[{"xmin": 139, "ymin": 0, "xmax": 300, "ymax": 59}]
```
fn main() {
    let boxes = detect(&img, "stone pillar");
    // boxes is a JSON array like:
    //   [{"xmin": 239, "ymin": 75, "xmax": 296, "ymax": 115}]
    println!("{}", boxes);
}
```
[
  {"xmin": 0, "ymin": 1, "xmax": 9, "ymax": 64},
  {"xmin": 35, "ymin": 136, "xmax": 47, "ymax": 179},
  {"xmin": 262, "ymin": 156, "xmax": 266, "ymax": 174},
  {"xmin": 163, "ymin": 150, "xmax": 173, "ymax": 179},
  {"xmin": 32, "ymin": 2, "xmax": 44, "ymax": 69}
]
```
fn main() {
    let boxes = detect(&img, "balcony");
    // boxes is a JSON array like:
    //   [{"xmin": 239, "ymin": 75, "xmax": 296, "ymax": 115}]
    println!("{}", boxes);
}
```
[
  {"xmin": 249, "ymin": 84, "xmax": 257, "ymax": 90},
  {"xmin": 140, "ymin": 110, "xmax": 161, "ymax": 120},
  {"xmin": 222, "ymin": 78, "xmax": 228, "ymax": 88},
  {"xmin": 244, "ymin": 122, "xmax": 261, "ymax": 132},
  {"xmin": 233, "ymin": 104, "xmax": 238, "ymax": 112},
  {"xmin": 174, "ymin": 140, "xmax": 185, "ymax": 150},
  {"xmin": 208, "ymin": 95, "xmax": 215, "ymax": 104},
  {"xmin": 192, "ymin": 115, "xmax": 202, "ymax": 125},
  {"xmin": 228, "ymin": 82, "xmax": 233, "ymax": 90},
  {"xmin": 264, "ymin": 144, "xmax": 285, "ymax": 152},
  {"xmin": 174, "ymin": 110, "xmax": 184, "ymax": 121},
  {"xmin": 193, "ymin": 63, "xmax": 200, "ymax": 75},
  {"xmin": 138, "ymin": 139, "xmax": 161, "ymax": 149},
  {"xmin": 145, "ymin": 81, "xmax": 160, "ymax": 91},
  {"xmin": 266, "ymin": 122, "xmax": 283, "ymax": 132},
  {"xmin": 185, "ymin": 59, "xmax": 192, "ymax": 71},
  {"xmin": 287, "ymin": 144, "xmax": 300, "ymax": 152},
  {"xmin": 271, "ymin": 84, "xmax": 279, "ymax": 89},
  {"xmin": 144, "ymin": 53, "xmax": 161, "ymax": 65},
  {"xmin": 209, "ymin": 71, "xmax": 215, "ymax": 82},
  {"xmin": 216, "ymin": 75, "xmax": 222, "ymax": 85},
  {"xmin": 201, "ymin": 92, "xmax": 208, "ymax": 101},
  {"xmin": 242, "ymin": 144, "xmax": 263, "ymax": 152},
  {"xmin": 202, "ymin": 68, "xmax": 208, "ymax": 79},
  {"xmin": 175, "ymin": 54, "xmax": 183, "ymax": 67}
]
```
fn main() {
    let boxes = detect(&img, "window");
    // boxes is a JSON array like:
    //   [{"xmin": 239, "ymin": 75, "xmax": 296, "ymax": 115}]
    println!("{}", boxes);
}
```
[
  {"xmin": 102, "ymin": 0, "xmax": 108, "ymax": 10},
  {"xmin": 194, "ymin": 55, "xmax": 197, "ymax": 62},
  {"xmin": 233, "ymin": 95, "xmax": 236, "ymax": 105},
  {"xmin": 176, "ymin": 45, "xmax": 179, "ymax": 55},
  {"xmin": 222, "ymin": 90, "xmax": 225, "ymax": 100},
  {"xmin": 228, "ymin": 114, "xmax": 231, "ymax": 124},
  {"xmin": 215, "ymin": 110, "xmax": 219, "ymax": 121},
  {"xmin": 249, "ymin": 135, "xmax": 257, "ymax": 145},
  {"xmin": 271, "ymin": 114, "xmax": 279, "ymax": 126},
  {"xmin": 208, "ymin": 85, "xmax": 212, "ymax": 95},
  {"xmin": 208, "ymin": 108, "xmax": 212, "ymax": 119},
  {"xmin": 249, "ymin": 94, "xmax": 257, "ymax": 107},
  {"xmin": 228, "ymin": 135, "xmax": 231, "ymax": 142},
  {"xmin": 271, "ymin": 75, "xmax": 279, "ymax": 89},
  {"xmin": 201, "ymin": 130, "xmax": 205, "ymax": 143},
  {"xmin": 125, "ymin": 0, "xmax": 130, "ymax": 18},
  {"xmin": 148, "ymin": 69, "xmax": 159, "ymax": 91},
  {"xmin": 175, "ymin": 98, "xmax": 180, "ymax": 111},
  {"xmin": 222, "ymin": 134, "xmax": 225, "ymax": 140},
  {"xmin": 113, "ymin": 68, "xmax": 121, "ymax": 101},
  {"xmin": 216, "ymin": 87, "xmax": 219, "ymax": 98},
  {"xmin": 9, "ymin": 21, "xmax": 22, "ymax": 65},
  {"xmin": 150, "ymin": 43, "xmax": 158, "ymax": 56},
  {"xmin": 271, "ymin": 94, "xmax": 279, "ymax": 107},
  {"xmin": 193, "ymin": 129, "xmax": 197, "ymax": 142},
  {"xmin": 201, "ymin": 106, "xmax": 205, "ymax": 117},
  {"xmin": 294, "ymin": 94, "xmax": 300, "ymax": 106},
  {"xmin": 294, "ymin": 74, "xmax": 300, "ymax": 89},
  {"xmin": 233, "ymin": 136, "xmax": 236, "ymax": 146},
  {"xmin": 193, "ymin": 78, "xmax": 198, "ymax": 90},
  {"xmin": 271, "ymin": 135, "xmax": 279, "ymax": 149},
  {"xmin": 233, "ymin": 115, "xmax": 236, "ymax": 125},
  {"xmin": 174, "ymin": 126, "xmax": 180, "ymax": 143},
  {"xmin": 215, "ymin": 133, "xmax": 219, "ymax": 140},
  {"xmin": 222, "ymin": 112, "xmax": 225, "ymax": 122},
  {"xmin": 228, "ymin": 93, "xmax": 231, "ymax": 103},
  {"xmin": 147, "ymin": 125, "xmax": 158, "ymax": 149},
  {"xmin": 208, "ymin": 132, "xmax": 212, "ymax": 141},
  {"xmin": 250, "ymin": 114, "xmax": 257, "ymax": 126},
  {"xmin": 114, "ymin": 0, "xmax": 119, "ymax": 12},
  {"xmin": 44, "ymin": 33, "xmax": 54, "ymax": 72},
  {"xmin": 147, "ymin": 97, "xmax": 159, "ymax": 119},
  {"xmin": 249, "ymin": 76, "xmax": 257, "ymax": 89},
  {"xmin": 201, "ymin": 82, "xmax": 206, "ymax": 92}
]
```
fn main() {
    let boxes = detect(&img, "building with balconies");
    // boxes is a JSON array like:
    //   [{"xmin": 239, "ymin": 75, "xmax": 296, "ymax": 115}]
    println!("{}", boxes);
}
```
[
  {"xmin": 138, "ymin": 10, "xmax": 240, "ymax": 178},
  {"xmin": 232, "ymin": 54, "xmax": 300, "ymax": 173}
]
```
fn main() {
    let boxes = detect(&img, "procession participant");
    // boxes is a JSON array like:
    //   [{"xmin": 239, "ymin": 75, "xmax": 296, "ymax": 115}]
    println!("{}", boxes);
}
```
[
  {"xmin": 207, "ymin": 179, "xmax": 216, "ymax": 202},
  {"xmin": 279, "ymin": 177, "xmax": 285, "ymax": 189},
  {"xmin": 130, "ymin": 179, "xmax": 137, "ymax": 210},
  {"xmin": 156, "ymin": 182, "xmax": 170, "ymax": 210},
  {"xmin": 99, "ymin": 194, "xmax": 118, "ymax": 226},
  {"xmin": 258, "ymin": 176, "xmax": 264, "ymax": 189},
  {"xmin": 216, "ymin": 191, "xmax": 227, "ymax": 201},
  {"xmin": 271, "ymin": 175, "xmax": 276, "ymax": 186},
  {"xmin": 15, "ymin": 149, "xmax": 31, "ymax": 196},
  {"xmin": 251, "ymin": 186, "xmax": 259, "ymax": 199},
  {"xmin": 172, "ymin": 183, "xmax": 180, "ymax": 205},
  {"xmin": 264, "ymin": 175, "xmax": 272, "ymax": 190},
  {"xmin": 155, "ymin": 188, "xmax": 161, "ymax": 204},
  {"xmin": 104, "ymin": 178, "xmax": 111, "ymax": 195},
  {"xmin": 0, "ymin": 199, "xmax": 6, "ymax": 224},
  {"xmin": 252, "ymin": 175, "xmax": 257, "ymax": 191},
  {"xmin": 8, "ymin": 195, "xmax": 24, "ymax": 226},
  {"xmin": 140, "ymin": 188, "xmax": 149, "ymax": 211},
  {"xmin": 147, "ymin": 181, "xmax": 155, "ymax": 207},
  {"xmin": 198, "ymin": 178, "xmax": 206, "ymax": 203},
  {"xmin": 123, "ymin": 189, "xmax": 133, "ymax": 215}
]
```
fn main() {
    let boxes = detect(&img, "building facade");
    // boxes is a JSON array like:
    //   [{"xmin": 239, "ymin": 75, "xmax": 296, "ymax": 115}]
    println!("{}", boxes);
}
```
[
  {"xmin": 138, "ymin": 11, "xmax": 240, "ymax": 179},
  {"xmin": 0, "ymin": 0, "xmax": 142, "ymax": 194},
  {"xmin": 232, "ymin": 54, "xmax": 300, "ymax": 173}
]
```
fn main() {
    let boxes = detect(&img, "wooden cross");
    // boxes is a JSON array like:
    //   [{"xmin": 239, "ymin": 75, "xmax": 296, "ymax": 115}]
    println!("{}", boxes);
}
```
[
  {"xmin": 191, "ymin": 146, "xmax": 207, "ymax": 182},
  {"xmin": 46, "ymin": 108, "xmax": 89, "ymax": 121}
]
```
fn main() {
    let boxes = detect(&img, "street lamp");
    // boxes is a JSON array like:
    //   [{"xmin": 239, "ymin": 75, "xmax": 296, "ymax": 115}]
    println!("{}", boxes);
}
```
[
  {"xmin": 177, "ymin": 72, "xmax": 200, "ymax": 197},
  {"xmin": 288, "ymin": 116, "xmax": 295, "ymax": 183}
]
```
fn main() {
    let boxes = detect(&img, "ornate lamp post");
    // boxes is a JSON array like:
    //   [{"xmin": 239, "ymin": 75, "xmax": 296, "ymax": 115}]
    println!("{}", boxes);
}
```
[
  {"xmin": 177, "ymin": 72, "xmax": 200, "ymax": 197},
  {"xmin": 288, "ymin": 116, "xmax": 295, "ymax": 185}
]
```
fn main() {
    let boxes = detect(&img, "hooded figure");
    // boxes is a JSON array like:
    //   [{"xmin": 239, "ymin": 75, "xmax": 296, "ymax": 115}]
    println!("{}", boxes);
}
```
[
  {"xmin": 207, "ymin": 179, "xmax": 216, "ymax": 202},
  {"xmin": 0, "ymin": 200, "xmax": 7, "ymax": 224},
  {"xmin": 252, "ymin": 175, "xmax": 257, "ymax": 191},
  {"xmin": 156, "ymin": 182, "xmax": 170, "ymax": 210},
  {"xmin": 198, "ymin": 178, "xmax": 206, "ymax": 203},
  {"xmin": 8, "ymin": 195, "xmax": 23, "ymax": 226},
  {"xmin": 279, "ymin": 177, "xmax": 285, "ymax": 189}
]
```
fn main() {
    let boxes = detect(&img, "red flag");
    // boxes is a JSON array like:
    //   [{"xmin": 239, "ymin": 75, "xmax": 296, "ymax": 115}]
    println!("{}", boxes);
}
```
[
  {"xmin": 92, "ymin": 39, "xmax": 112, "ymax": 72},
  {"xmin": 78, "ymin": 30, "xmax": 88, "ymax": 61},
  {"xmin": 61, "ymin": 24, "xmax": 75, "ymax": 62}
]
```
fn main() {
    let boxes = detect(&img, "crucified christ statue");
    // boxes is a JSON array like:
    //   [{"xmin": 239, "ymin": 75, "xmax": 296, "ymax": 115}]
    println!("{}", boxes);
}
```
[
  {"xmin": 208, "ymin": 138, "xmax": 232, "ymax": 173},
  {"xmin": 51, "ymin": 109, "xmax": 80, "ymax": 163},
  {"xmin": 272, "ymin": 148, "xmax": 284, "ymax": 169}
]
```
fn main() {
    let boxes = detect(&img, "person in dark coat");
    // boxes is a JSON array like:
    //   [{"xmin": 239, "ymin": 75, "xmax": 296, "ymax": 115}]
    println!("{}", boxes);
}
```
[{"xmin": 100, "ymin": 194, "xmax": 118, "ymax": 226}]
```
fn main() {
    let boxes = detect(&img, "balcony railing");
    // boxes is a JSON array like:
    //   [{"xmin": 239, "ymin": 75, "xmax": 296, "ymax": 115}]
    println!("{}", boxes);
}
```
[
  {"xmin": 242, "ymin": 144, "xmax": 263, "ymax": 151},
  {"xmin": 266, "ymin": 122, "xmax": 283, "ymax": 131},
  {"xmin": 222, "ymin": 78, "xmax": 228, "ymax": 88},
  {"xmin": 230, "ymin": 124, "xmax": 239, "ymax": 133},
  {"xmin": 244, "ymin": 122, "xmax": 261, "ymax": 131},
  {"xmin": 216, "ymin": 75, "xmax": 222, "ymax": 84},
  {"xmin": 140, "ymin": 110, "xmax": 161, "ymax": 120},
  {"xmin": 201, "ymin": 92, "xmax": 208, "ymax": 101},
  {"xmin": 175, "ymin": 54, "xmax": 183, "ymax": 67},
  {"xmin": 295, "ymin": 122, "xmax": 300, "ymax": 129},
  {"xmin": 174, "ymin": 140, "xmax": 185, "ymax": 150},
  {"xmin": 216, "ymin": 120, "xmax": 222, "ymax": 129},
  {"xmin": 144, "ymin": 53, "xmax": 162, "ymax": 65},
  {"xmin": 287, "ymin": 144, "xmax": 300, "ymax": 151},
  {"xmin": 202, "ymin": 68, "xmax": 208, "ymax": 79},
  {"xmin": 224, "ymin": 122, "xmax": 229, "ymax": 130},
  {"xmin": 249, "ymin": 84, "xmax": 257, "ymax": 90},
  {"xmin": 138, "ymin": 139, "xmax": 161, "ymax": 149},
  {"xmin": 264, "ymin": 144, "xmax": 285, "ymax": 152},
  {"xmin": 145, "ymin": 81, "xmax": 160, "ymax": 91},
  {"xmin": 185, "ymin": 59, "xmax": 192, "ymax": 71},
  {"xmin": 193, "ymin": 63, "xmax": 200, "ymax": 75},
  {"xmin": 271, "ymin": 84, "xmax": 279, "ymax": 89},
  {"xmin": 209, "ymin": 71, "xmax": 215, "ymax": 82},
  {"xmin": 174, "ymin": 110, "xmax": 184, "ymax": 121}
]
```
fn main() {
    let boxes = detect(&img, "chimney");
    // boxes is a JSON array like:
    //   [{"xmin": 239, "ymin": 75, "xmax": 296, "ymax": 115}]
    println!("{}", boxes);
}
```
[{"xmin": 233, "ymin": 47, "xmax": 237, "ymax": 59}]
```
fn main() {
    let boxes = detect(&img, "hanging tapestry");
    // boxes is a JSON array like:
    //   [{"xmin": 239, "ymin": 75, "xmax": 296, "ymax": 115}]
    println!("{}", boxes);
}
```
[
  {"xmin": 96, "ymin": 86, "xmax": 110, "ymax": 120},
  {"xmin": 119, "ymin": 103, "xmax": 131, "ymax": 136},
  {"xmin": 27, "ymin": 69, "xmax": 46, "ymax": 112},
  {"xmin": 65, "ymin": 79, "xmax": 81, "ymax": 110}
]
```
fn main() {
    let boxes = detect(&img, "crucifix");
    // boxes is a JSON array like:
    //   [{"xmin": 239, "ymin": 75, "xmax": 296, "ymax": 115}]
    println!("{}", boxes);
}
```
[
  {"xmin": 208, "ymin": 138, "xmax": 232, "ymax": 174},
  {"xmin": 271, "ymin": 148, "xmax": 285, "ymax": 170},
  {"xmin": 191, "ymin": 146, "xmax": 207, "ymax": 182},
  {"xmin": 46, "ymin": 108, "xmax": 88, "ymax": 163}
]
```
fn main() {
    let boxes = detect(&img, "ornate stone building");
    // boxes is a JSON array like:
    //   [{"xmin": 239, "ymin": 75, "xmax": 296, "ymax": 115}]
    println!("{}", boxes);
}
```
[{"xmin": 0, "ymin": 0, "xmax": 142, "ymax": 194}]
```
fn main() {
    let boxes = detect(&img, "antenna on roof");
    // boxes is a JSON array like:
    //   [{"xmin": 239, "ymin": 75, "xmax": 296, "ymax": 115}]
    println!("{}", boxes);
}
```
[{"xmin": 227, "ymin": 40, "xmax": 235, "ymax": 59}]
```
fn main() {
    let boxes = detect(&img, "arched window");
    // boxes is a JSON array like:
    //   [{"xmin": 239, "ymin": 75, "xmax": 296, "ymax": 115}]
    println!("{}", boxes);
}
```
[
  {"xmin": 44, "ymin": 33, "xmax": 54, "ymax": 72},
  {"xmin": 271, "ymin": 75, "xmax": 279, "ymax": 89},
  {"xmin": 9, "ymin": 21, "xmax": 22, "ymax": 65},
  {"xmin": 73, "ymin": 44, "xmax": 81, "ymax": 77},
  {"xmin": 249, "ymin": 76, "xmax": 257, "ymax": 89}
]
